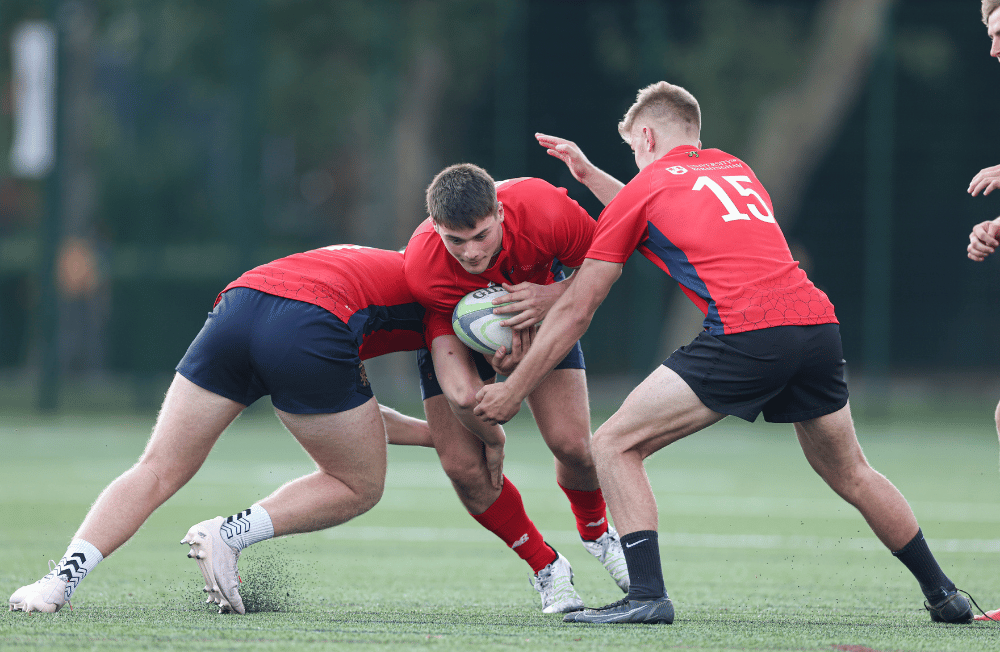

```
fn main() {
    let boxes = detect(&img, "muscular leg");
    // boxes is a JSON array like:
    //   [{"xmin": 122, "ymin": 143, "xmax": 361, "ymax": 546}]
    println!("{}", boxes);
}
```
[
  {"xmin": 76, "ymin": 373, "xmax": 245, "ymax": 556},
  {"xmin": 794, "ymin": 402, "xmax": 918, "ymax": 550},
  {"xmin": 525, "ymin": 368, "xmax": 598, "ymax": 492},
  {"xmin": 423, "ymin": 393, "xmax": 499, "ymax": 514},
  {"xmin": 261, "ymin": 397, "xmax": 387, "ymax": 535},
  {"xmin": 592, "ymin": 365, "xmax": 724, "ymax": 535}
]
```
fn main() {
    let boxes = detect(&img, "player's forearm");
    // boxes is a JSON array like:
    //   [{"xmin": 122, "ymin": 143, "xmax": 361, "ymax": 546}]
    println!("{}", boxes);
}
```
[
  {"xmin": 380, "ymin": 405, "xmax": 433, "ymax": 447},
  {"xmin": 504, "ymin": 302, "xmax": 593, "ymax": 402},
  {"xmin": 581, "ymin": 168, "xmax": 625, "ymax": 206},
  {"xmin": 451, "ymin": 403, "xmax": 506, "ymax": 447}
]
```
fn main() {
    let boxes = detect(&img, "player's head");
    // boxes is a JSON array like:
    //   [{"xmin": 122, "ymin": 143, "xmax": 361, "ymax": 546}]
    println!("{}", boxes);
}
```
[
  {"xmin": 618, "ymin": 82, "xmax": 701, "ymax": 170},
  {"xmin": 985, "ymin": 0, "xmax": 1000, "ymax": 61},
  {"xmin": 426, "ymin": 163, "xmax": 504, "ymax": 275}
]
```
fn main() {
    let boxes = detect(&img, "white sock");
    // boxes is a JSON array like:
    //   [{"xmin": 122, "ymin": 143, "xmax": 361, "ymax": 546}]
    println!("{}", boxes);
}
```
[
  {"xmin": 219, "ymin": 504, "xmax": 274, "ymax": 553},
  {"xmin": 54, "ymin": 539, "xmax": 104, "ymax": 601}
]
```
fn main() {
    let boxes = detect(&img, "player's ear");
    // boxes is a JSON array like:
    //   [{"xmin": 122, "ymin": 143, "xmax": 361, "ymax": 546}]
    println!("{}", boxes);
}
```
[
  {"xmin": 697, "ymin": 139, "xmax": 702, "ymax": 149},
  {"xmin": 431, "ymin": 220, "xmax": 440, "ymax": 233},
  {"xmin": 496, "ymin": 202, "xmax": 504, "ymax": 223},
  {"xmin": 643, "ymin": 126, "xmax": 655, "ymax": 152}
]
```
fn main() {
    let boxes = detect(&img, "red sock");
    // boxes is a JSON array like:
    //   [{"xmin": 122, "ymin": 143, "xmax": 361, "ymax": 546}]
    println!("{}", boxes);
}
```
[
  {"xmin": 559, "ymin": 484, "xmax": 610, "ymax": 541},
  {"xmin": 472, "ymin": 477, "xmax": 557, "ymax": 573}
]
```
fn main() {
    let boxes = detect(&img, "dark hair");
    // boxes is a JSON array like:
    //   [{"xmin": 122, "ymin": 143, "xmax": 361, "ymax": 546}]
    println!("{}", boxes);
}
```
[{"xmin": 426, "ymin": 163, "xmax": 497, "ymax": 230}]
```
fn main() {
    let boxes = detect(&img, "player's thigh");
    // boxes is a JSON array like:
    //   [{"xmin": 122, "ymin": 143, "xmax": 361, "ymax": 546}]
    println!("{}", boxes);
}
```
[
  {"xmin": 594, "ymin": 365, "xmax": 725, "ymax": 459},
  {"xmin": 526, "ymin": 367, "xmax": 591, "ymax": 448},
  {"xmin": 140, "ymin": 372, "xmax": 246, "ymax": 485},
  {"xmin": 423, "ymin": 393, "xmax": 488, "ymax": 471},
  {"xmin": 275, "ymin": 397, "xmax": 387, "ymax": 492},
  {"xmin": 793, "ymin": 401, "xmax": 868, "ymax": 477}
]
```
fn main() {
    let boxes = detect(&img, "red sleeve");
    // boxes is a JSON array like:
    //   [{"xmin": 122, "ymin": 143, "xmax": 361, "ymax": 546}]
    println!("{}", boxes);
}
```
[{"xmin": 587, "ymin": 173, "xmax": 650, "ymax": 263}]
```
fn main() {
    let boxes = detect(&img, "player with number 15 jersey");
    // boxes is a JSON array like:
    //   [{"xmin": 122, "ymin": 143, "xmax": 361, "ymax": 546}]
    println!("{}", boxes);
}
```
[{"xmin": 587, "ymin": 145, "xmax": 837, "ymax": 335}]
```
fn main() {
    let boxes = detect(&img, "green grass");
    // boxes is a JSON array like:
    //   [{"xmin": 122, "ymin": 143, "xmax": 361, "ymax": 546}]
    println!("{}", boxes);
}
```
[{"xmin": 2, "ymin": 404, "xmax": 999, "ymax": 651}]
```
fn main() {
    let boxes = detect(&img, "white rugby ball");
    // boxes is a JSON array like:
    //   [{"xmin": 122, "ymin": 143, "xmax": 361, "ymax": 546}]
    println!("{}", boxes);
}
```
[{"xmin": 452, "ymin": 286, "xmax": 515, "ymax": 356}]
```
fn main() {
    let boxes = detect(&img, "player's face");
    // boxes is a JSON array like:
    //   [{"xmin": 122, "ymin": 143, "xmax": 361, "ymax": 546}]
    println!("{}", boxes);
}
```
[
  {"xmin": 990, "ymin": 9, "xmax": 1000, "ymax": 61},
  {"xmin": 433, "ymin": 205, "xmax": 504, "ymax": 274}
]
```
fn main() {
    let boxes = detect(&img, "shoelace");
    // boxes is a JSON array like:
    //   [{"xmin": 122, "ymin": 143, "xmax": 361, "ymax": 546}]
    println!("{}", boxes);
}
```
[
  {"xmin": 960, "ymin": 589, "xmax": 997, "ymax": 622},
  {"xmin": 40, "ymin": 559, "xmax": 72, "ymax": 611}
]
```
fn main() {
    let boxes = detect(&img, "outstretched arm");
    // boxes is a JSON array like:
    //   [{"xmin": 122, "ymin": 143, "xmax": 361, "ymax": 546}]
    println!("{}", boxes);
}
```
[
  {"xmin": 474, "ymin": 259, "xmax": 623, "ymax": 424},
  {"xmin": 380, "ymin": 405, "xmax": 433, "ymax": 447},
  {"xmin": 536, "ymin": 133, "xmax": 625, "ymax": 206}
]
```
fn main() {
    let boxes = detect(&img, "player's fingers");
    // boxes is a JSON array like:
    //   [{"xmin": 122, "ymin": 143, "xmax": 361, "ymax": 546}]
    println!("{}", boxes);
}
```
[{"xmin": 501, "ymin": 311, "xmax": 537, "ymax": 329}]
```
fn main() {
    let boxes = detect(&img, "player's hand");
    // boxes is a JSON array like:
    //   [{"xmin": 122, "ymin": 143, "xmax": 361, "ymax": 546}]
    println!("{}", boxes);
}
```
[
  {"xmin": 969, "ymin": 164, "xmax": 1000, "ymax": 197},
  {"xmin": 494, "ymin": 282, "xmax": 564, "ymax": 329},
  {"xmin": 474, "ymin": 381, "xmax": 522, "ymax": 425},
  {"xmin": 968, "ymin": 219, "xmax": 1000, "ymax": 261},
  {"xmin": 489, "ymin": 325, "xmax": 536, "ymax": 375},
  {"xmin": 535, "ymin": 133, "xmax": 596, "ymax": 185},
  {"xmin": 483, "ymin": 440, "xmax": 505, "ymax": 490}
]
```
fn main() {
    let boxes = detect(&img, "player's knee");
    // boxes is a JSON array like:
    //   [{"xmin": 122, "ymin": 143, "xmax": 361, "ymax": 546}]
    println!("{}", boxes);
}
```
[
  {"xmin": 547, "ymin": 435, "xmax": 595, "ymax": 471},
  {"xmin": 354, "ymin": 474, "xmax": 385, "ymax": 514},
  {"xmin": 590, "ymin": 427, "xmax": 619, "ymax": 468},
  {"xmin": 438, "ymin": 452, "xmax": 486, "ymax": 489}
]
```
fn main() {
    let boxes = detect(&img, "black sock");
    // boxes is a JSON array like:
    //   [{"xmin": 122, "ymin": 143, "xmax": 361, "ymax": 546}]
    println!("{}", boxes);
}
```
[
  {"xmin": 891, "ymin": 529, "xmax": 955, "ymax": 602},
  {"xmin": 620, "ymin": 530, "xmax": 666, "ymax": 600}
]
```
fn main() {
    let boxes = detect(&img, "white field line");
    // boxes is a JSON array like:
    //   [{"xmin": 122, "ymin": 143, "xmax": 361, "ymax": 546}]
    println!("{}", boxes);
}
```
[{"xmin": 322, "ymin": 526, "xmax": 1000, "ymax": 554}]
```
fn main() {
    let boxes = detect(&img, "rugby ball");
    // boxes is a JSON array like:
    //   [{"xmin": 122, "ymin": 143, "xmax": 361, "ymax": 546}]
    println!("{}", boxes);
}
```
[{"xmin": 452, "ymin": 286, "xmax": 515, "ymax": 355}]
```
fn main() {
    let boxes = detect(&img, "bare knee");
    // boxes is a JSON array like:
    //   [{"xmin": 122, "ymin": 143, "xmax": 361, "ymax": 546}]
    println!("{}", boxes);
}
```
[
  {"xmin": 438, "ymin": 450, "xmax": 488, "ymax": 494},
  {"xmin": 546, "ymin": 430, "xmax": 595, "ymax": 473},
  {"xmin": 354, "ymin": 474, "xmax": 384, "ymax": 514},
  {"xmin": 820, "ymin": 460, "xmax": 882, "ymax": 505}
]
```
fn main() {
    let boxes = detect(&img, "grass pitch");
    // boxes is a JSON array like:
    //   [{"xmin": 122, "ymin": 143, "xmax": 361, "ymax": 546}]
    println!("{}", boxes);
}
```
[{"xmin": 2, "ymin": 400, "xmax": 999, "ymax": 651}]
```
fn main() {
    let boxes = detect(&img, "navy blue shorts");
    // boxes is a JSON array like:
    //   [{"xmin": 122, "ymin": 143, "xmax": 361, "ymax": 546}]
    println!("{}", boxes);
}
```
[
  {"xmin": 663, "ymin": 323, "xmax": 848, "ymax": 423},
  {"xmin": 176, "ymin": 287, "xmax": 373, "ymax": 414},
  {"xmin": 417, "ymin": 340, "xmax": 585, "ymax": 401}
]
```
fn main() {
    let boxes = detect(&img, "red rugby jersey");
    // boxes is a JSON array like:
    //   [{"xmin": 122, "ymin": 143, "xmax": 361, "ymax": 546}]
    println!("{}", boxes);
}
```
[
  {"xmin": 403, "ymin": 177, "xmax": 596, "ymax": 344},
  {"xmin": 588, "ymin": 146, "xmax": 837, "ymax": 335},
  {"xmin": 218, "ymin": 245, "xmax": 427, "ymax": 359}
]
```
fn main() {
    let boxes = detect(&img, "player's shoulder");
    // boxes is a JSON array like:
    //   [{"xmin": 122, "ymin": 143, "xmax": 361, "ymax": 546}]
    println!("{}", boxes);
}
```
[{"xmin": 404, "ymin": 218, "xmax": 439, "ymax": 256}]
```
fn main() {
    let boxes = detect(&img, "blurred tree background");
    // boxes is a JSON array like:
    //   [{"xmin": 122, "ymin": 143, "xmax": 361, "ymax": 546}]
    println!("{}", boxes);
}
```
[{"xmin": 1, "ymin": 0, "xmax": 998, "ymax": 412}]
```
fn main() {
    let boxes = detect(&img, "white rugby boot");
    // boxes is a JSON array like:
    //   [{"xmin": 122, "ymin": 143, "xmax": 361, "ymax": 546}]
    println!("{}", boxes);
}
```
[
  {"xmin": 9, "ymin": 562, "xmax": 68, "ymax": 613},
  {"xmin": 581, "ymin": 526, "xmax": 630, "ymax": 592},
  {"xmin": 532, "ymin": 552, "xmax": 585, "ymax": 614},
  {"xmin": 181, "ymin": 516, "xmax": 245, "ymax": 614}
]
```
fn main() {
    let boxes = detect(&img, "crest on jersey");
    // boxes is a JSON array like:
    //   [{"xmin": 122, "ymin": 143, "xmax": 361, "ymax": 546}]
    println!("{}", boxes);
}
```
[{"xmin": 665, "ymin": 166, "xmax": 688, "ymax": 175}]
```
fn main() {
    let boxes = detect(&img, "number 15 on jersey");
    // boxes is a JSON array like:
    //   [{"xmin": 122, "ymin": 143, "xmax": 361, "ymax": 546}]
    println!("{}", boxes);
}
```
[{"xmin": 693, "ymin": 175, "xmax": 776, "ymax": 224}]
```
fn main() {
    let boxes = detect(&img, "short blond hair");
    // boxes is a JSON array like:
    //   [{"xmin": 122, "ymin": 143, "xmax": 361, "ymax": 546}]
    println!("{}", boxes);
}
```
[
  {"xmin": 984, "ymin": 0, "xmax": 1000, "ymax": 24},
  {"xmin": 617, "ymin": 81, "xmax": 701, "ymax": 140}
]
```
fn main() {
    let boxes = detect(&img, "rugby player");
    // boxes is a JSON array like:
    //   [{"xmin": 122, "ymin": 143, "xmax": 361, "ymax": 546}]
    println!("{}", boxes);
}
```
[
  {"xmin": 402, "ymin": 165, "xmax": 629, "ymax": 613},
  {"xmin": 9, "ymin": 245, "xmax": 436, "ymax": 614},
  {"xmin": 475, "ymin": 82, "xmax": 973, "ymax": 624}
]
